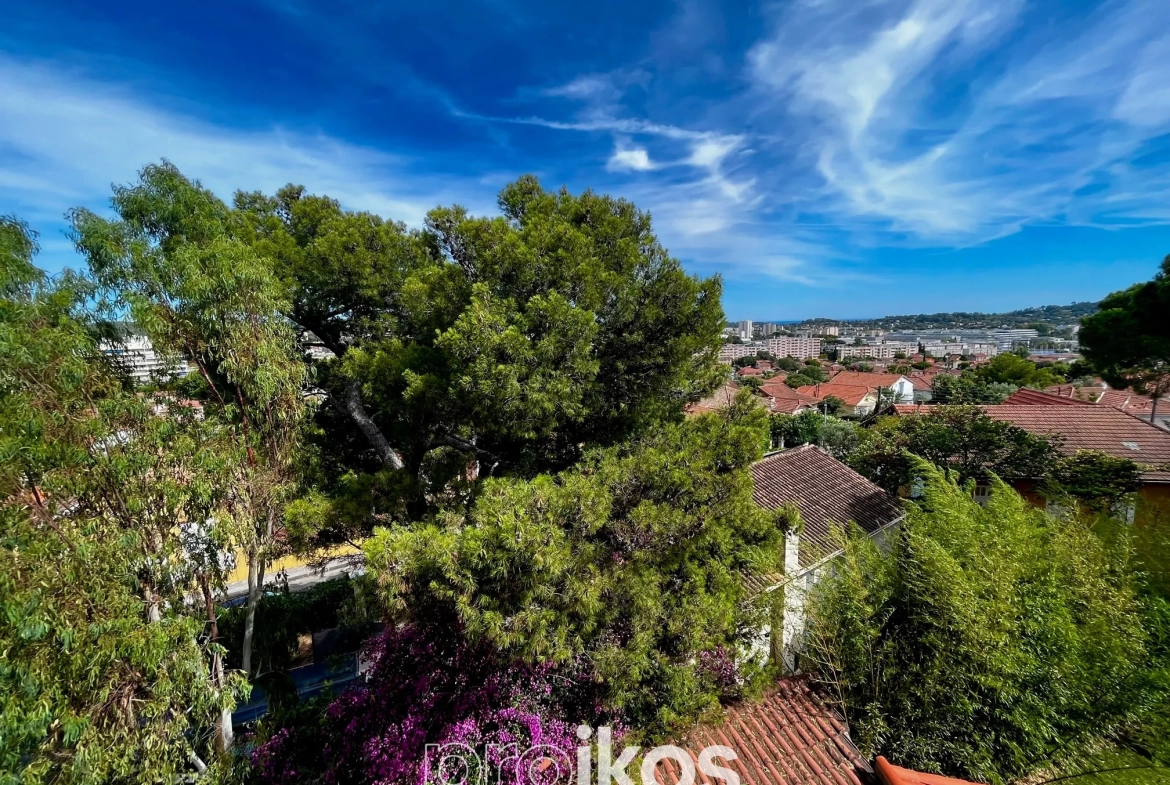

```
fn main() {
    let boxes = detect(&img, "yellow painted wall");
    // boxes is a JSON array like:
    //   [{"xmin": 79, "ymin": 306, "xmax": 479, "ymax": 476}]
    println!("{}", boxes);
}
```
[{"xmin": 223, "ymin": 543, "xmax": 362, "ymax": 584}]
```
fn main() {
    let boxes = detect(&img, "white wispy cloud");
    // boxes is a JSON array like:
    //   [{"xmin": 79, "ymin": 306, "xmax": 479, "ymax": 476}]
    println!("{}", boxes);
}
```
[
  {"xmin": 745, "ymin": 0, "xmax": 1170, "ymax": 240},
  {"xmin": 0, "ymin": 56, "xmax": 493, "ymax": 269}
]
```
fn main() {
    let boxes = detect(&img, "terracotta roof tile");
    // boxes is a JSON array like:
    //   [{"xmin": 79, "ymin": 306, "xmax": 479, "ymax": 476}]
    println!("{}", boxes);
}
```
[
  {"xmin": 761, "ymin": 383, "xmax": 819, "ymax": 403},
  {"xmin": 1002, "ymin": 388, "xmax": 1093, "ymax": 406},
  {"xmin": 751, "ymin": 446, "xmax": 905, "ymax": 569},
  {"xmin": 798, "ymin": 384, "xmax": 874, "ymax": 407},
  {"xmin": 983, "ymin": 405, "xmax": 1170, "ymax": 479},
  {"xmin": 1045, "ymin": 383, "xmax": 1105, "ymax": 402},
  {"xmin": 824, "ymin": 372, "xmax": 908, "ymax": 388},
  {"xmin": 654, "ymin": 677, "xmax": 871, "ymax": 785}
]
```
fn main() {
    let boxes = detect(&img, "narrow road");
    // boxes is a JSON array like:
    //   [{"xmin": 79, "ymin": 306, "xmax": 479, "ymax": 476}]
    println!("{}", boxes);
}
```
[{"xmin": 221, "ymin": 554, "xmax": 365, "ymax": 604}]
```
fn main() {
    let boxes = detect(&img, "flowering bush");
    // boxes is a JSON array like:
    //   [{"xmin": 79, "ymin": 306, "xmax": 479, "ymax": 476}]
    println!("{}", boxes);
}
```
[{"xmin": 250, "ymin": 624, "xmax": 594, "ymax": 785}]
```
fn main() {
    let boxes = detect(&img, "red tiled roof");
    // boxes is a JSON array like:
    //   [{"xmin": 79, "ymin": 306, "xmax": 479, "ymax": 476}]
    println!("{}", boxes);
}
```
[
  {"xmin": 875, "ymin": 757, "xmax": 985, "ymax": 785},
  {"xmin": 891, "ymin": 404, "xmax": 923, "ymax": 415},
  {"xmin": 799, "ymin": 384, "xmax": 874, "ymax": 407},
  {"xmin": 769, "ymin": 398, "xmax": 817, "ymax": 414},
  {"xmin": 761, "ymin": 383, "xmax": 818, "ymax": 403},
  {"xmin": 687, "ymin": 383, "xmax": 768, "ymax": 416},
  {"xmin": 983, "ymin": 405, "xmax": 1170, "ymax": 480},
  {"xmin": 751, "ymin": 445, "xmax": 905, "ymax": 568},
  {"xmin": 1002, "ymin": 387, "xmax": 1093, "ymax": 406},
  {"xmin": 824, "ymin": 371, "xmax": 908, "ymax": 388},
  {"xmin": 653, "ymin": 677, "xmax": 871, "ymax": 785},
  {"xmin": 1098, "ymin": 388, "xmax": 1165, "ymax": 418},
  {"xmin": 1045, "ymin": 383, "xmax": 1105, "ymax": 402},
  {"xmin": 738, "ymin": 366, "xmax": 764, "ymax": 376}
]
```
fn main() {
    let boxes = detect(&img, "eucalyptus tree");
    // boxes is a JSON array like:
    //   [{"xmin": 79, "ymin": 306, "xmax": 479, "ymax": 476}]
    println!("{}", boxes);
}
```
[
  {"xmin": 70, "ymin": 165, "xmax": 310, "ymax": 679},
  {"xmin": 1, "ymin": 216, "xmax": 242, "ymax": 781}
]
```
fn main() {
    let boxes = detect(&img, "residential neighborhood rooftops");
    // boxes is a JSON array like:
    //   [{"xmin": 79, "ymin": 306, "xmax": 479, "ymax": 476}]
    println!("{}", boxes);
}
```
[
  {"xmin": 824, "ymin": 371, "xmax": 908, "ymax": 388},
  {"xmin": 983, "ymin": 405, "xmax": 1170, "ymax": 481},
  {"xmin": 797, "ymin": 384, "xmax": 873, "ymax": 407},
  {"xmin": 1002, "ymin": 387, "xmax": 1093, "ymax": 406},
  {"xmin": 652, "ymin": 676, "xmax": 870, "ymax": 785},
  {"xmin": 751, "ymin": 445, "xmax": 905, "ymax": 568}
]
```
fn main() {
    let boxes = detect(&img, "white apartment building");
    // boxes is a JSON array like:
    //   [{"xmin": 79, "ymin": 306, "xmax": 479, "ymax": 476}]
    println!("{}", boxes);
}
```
[
  {"xmin": 992, "ymin": 329, "xmax": 1038, "ymax": 351},
  {"xmin": 762, "ymin": 336, "xmax": 824, "ymax": 360},
  {"xmin": 717, "ymin": 343, "xmax": 761, "ymax": 363},
  {"xmin": 834, "ymin": 341, "xmax": 917, "ymax": 360},
  {"xmin": 737, "ymin": 320, "xmax": 753, "ymax": 341},
  {"xmin": 100, "ymin": 332, "xmax": 189, "ymax": 385}
]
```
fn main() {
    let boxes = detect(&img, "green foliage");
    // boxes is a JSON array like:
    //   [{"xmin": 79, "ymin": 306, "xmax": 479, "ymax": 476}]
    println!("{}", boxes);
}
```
[
  {"xmin": 849, "ymin": 405, "xmax": 1060, "ymax": 492},
  {"xmin": 774, "ymin": 356, "xmax": 803, "ymax": 372},
  {"xmin": 805, "ymin": 462, "xmax": 1162, "ymax": 783},
  {"xmin": 364, "ymin": 394, "xmax": 781, "ymax": 737},
  {"xmin": 1080, "ymin": 256, "xmax": 1170, "ymax": 406},
  {"xmin": 233, "ymin": 174, "xmax": 725, "ymax": 535},
  {"xmin": 1044, "ymin": 450, "xmax": 1142, "ymax": 513},
  {"xmin": 974, "ymin": 353, "xmax": 1065, "ymax": 388},
  {"xmin": 771, "ymin": 409, "xmax": 860, "ymax": 459},
  {"xmin": 808, "ymin": 302, "xmax": 1096, "ymax": 332},
  {"xmin": 821, "ymin": 394, "xmax": 847, "ymax": 416},
  {"xmin": 1, "ymin": 216, "xmax": 242, "ymax": 782},
  {"xmin": 218, "ymin": 577, "xmax": 362, "ymax": 674},
  {"xmin": 784, "ymin": 373, "xmax": 817, "ymax": 389},
  {"xmin": 929, "ymin": 373, "xmax": 1017, "ymax": 404},
  {"xmin": 70, "ymin": 163, "xmax": 313, "ymax": 678}
]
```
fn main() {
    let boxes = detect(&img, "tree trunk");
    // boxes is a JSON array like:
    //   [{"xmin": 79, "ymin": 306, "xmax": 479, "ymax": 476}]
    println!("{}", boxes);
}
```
[
  {"xmin": 335, "ymin": 378, "xmax": 405, "ymax": 470},
  {"xmin": 200, "ymin": 574, "xmax": 233, "ymax": 755},
  {"xmin": 241, "ymin": 546, "xmax": 266, "ymax": 678}
]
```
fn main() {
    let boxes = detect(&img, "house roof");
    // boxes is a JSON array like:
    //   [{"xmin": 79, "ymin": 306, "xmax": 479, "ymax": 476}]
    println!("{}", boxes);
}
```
[
  {"xmin": 1045, "ymin": 383, "xmax": 1106, "ymax": 402},
  {"xmin": 798, "ymin": 384, "xmax": 875, "ymax": 407},
  {"xmin": 983, "ymin": 405, "xmax": 1170, "ymax": 482},
  {"xmin": 875, "ymin": 757, "xmax": 985, "ymax": 785},
  {"xmin": 1098, "ymin": 388, "xmax": 1164, "ymax": 418},
  {"xmin": 652, "ymin": 676, "xmax": 871, "ymax": 785},
  {"xmin": 738, "ymin": 366, "xmax": 765, "ymax": 377},
  {"xmin": 1002, "ymin": 387, "xmax": 1093, "ymax": 406},
  {"xmin": 751, "ymin": 445, "xmax": 905, "ymax": 569},
  {"xmin": 761, "ymin": 382, "xmax": 818, "ymax": 403},
  {"xmin": 824, "ymin": 371, "xmax": 909, "ymax": 389},
  {"xmin": 687, "ymin": 383, "xmax": 769, "ymax": 416},
  {"xmin": 769, "ymin": 397, "xmax": 817, "ymax": 414}
]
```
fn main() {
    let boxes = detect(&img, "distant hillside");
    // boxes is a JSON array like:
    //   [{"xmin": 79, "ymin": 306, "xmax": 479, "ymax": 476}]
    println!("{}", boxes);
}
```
[{"xmin": 798, "ymin": 301, "xmax": 1098, "ymax": 330}]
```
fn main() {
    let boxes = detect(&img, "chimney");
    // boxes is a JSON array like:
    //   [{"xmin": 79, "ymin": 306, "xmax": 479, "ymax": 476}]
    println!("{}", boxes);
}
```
[{"xmin": 781, "ymin": 529, "xmax": 805, "ymax": 673}]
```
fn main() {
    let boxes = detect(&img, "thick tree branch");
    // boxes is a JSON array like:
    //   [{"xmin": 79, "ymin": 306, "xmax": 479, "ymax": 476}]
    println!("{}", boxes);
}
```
[
  {"xmin": 333, "ymin": 378, "xmax": 405, "ymax": 471},
  {"xmin": 428, "ymin": 432, "xmax": 501, "ymax": 476}
]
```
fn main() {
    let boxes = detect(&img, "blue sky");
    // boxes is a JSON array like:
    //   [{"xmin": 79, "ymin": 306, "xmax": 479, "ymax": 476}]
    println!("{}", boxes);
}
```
[{"xmin": 4, "ymin": 0, "xmax": 1170, "ymax": 320}]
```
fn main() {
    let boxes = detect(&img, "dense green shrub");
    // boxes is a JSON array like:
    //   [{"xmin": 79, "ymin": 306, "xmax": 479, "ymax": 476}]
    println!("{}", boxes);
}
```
[{"xmin": 804, "ymin": 461, "xmax": 1166, "ymax": 784}]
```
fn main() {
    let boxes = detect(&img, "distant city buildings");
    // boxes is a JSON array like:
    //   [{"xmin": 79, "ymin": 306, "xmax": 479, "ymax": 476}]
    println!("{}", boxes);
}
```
[
  {"xmin": 737, "ymin": 320, "xmax": 753, "ymax": 341},
  {"xmin": 761, "ymin": 336, "xmax": 823, "ymax": 359},
  {"xmin": 718, "ymin": 337, "xmax": 824, "ymax": 363},
  {"xmin": 992, "ymin": 328, "xmax": 1039, "ymax": 351},
  {"xmin": 834, "ymin": 341, "xmax": 917, "ymax": 360},
  {"xmin": 100, "ymin": 331, "xmax": 189, "ymax": 385}
]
